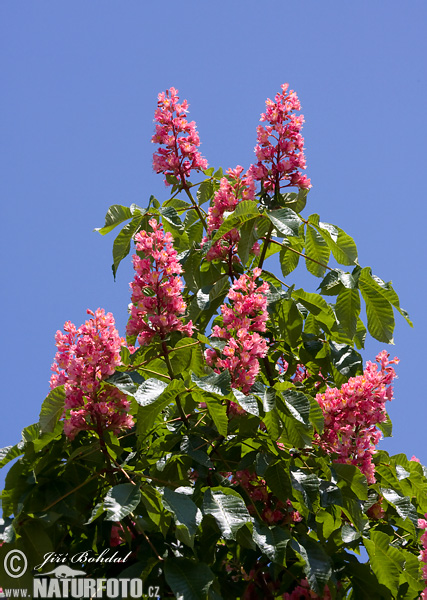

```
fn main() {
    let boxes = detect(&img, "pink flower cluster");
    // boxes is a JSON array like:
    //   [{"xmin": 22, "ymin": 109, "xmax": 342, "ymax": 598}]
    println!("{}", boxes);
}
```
[
  {"xmin": 249, "ymin": 83, "xmax": 311, "ymax": 193},
  {"xmin": 314, "ymin": 351, "xmax": 398, "ymax": 484},
  {"xmin": 127, "ymin": 219, "xmax": 193, "ymax": 345},
  {"xmin": 419, "ymin": 514, "xmax": 427, "ymax": 599},
  {"xmin": 50, "ymin": 309, "xmax": 133, "ymax": 440},
  {"xmin": 152, "ymin": 87, "xmax": 207, "ymax": 185},
  {"xmin": 205, "ymin": 269, "xmax": 268, "ymax": 394},
  {"xmin": 203, "ymin": 166, "xmax": 258, "ymax": 262},
  {"xmin": 232, "ymin": 469, "xmax": 302, "ymax": 525},
  {"xmin": 283, "ymin": 579, "xmax": 332, "ymax": 600}
]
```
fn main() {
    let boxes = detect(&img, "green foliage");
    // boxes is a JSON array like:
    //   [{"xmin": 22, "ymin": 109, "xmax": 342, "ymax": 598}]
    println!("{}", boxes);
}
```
[{"xmin": 1, "ymin": 119, "xmax": 423, "ymax": 600}]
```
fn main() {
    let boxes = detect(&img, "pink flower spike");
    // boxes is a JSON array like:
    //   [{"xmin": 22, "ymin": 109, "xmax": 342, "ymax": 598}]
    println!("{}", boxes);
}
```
[
  {"xmin": 205, "ymin": 271, "xmax": 268, "ymax": 395},
  {"xmin": 249, "ymin": 83, "xmax": 311, "ymax": 194},
  {"xmin": 313, "ymin": 351, "xmax": 398, "ymax": 484},
  {"xmin": 152, "ymin": 87, "xmax": 207, "ymax": 186},
  {"xmin": 50, "ymin": 309, "xmax": 133, "ymax": 440},
  {"xmin": 127, "ymin": 219, "xmax": 193, "ymax": 346}
]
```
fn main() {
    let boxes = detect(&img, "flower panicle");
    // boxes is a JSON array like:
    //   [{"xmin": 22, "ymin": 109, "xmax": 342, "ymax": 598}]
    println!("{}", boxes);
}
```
[
  {"xmin": 50, "ymin": 308, "xmax": 133, "ymax": 440},
  {"xmin": 152, "ymin": 87, "xmax": 208, "ymax": 186},
  {"xmin": 205, "ymin": 269, "xmax": 268, "ymax": 394},
  {"xmin": 249, "ymin": 83, "xmax": 311, "ymax": 193},
  {"xmin": 203, "ymin": 166, "xmax": 259, "ymax": 263},
  {"xmin": 127, "ymin": 218, "xmax": 193, "ymax": 346},
  {"xmin": 314, "ymin": 350, "xmax": 399, "ymax": 483}
]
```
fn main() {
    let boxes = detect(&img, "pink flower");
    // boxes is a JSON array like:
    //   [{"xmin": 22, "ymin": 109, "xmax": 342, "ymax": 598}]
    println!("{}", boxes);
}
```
[
  {"xmin": 127, "ymin": 219, "xmax": 193, "ymax": 345},
  {"xmin": 411, "ymin": 455, "xmax": 421, "ymax": 463},
  {"xmin": 282, "ymin": 579, "xmax": 332, "ymax": 600},
  {"xmin": 152, "ymin": 87, "xmax": 207, "ymax": 186},
  {"xmin": 249, "ymin": 83, "xmax": 311, "ymax": 194},
  {"xmin": 203, "ymin": 166, "xmax": 256, "ymax": 263},
  {"xmin": 313, "ymin": 351, "xmax": 398, "ymax": 484},
  {"xmin": 50, "ymin": 309, "xmax": 133, "ymax": 440},
  {"xmin": 205, "ymin": 269, "xmax": 268, "ymax": 394}
]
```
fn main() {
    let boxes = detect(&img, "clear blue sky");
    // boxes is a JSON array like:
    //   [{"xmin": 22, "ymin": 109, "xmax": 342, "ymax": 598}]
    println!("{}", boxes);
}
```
[{"xmin": 1, "ymin": 2, "xmax": 427, "ymax": 487}]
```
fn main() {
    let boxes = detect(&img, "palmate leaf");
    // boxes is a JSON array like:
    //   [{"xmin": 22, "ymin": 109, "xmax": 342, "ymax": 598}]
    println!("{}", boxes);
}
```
[
  {"xmin": 0, "ymin": 443, "xmax": 25, "ymax": 469},
  {"xmin": 333, "ymin": 463, "xmax": 368, "ymax": 501},
  {"xmin": 103, "ymin": 483, "xmax": 142, "ymax": 521},
  {"xmin": 211, "ymin": 201, "xmax": 262, "ymax": 243},
  {"xmin": 252, "ymin": 521, "xmax": 291, "ymax": 565},
  {"xmin": 290, "ymin": 536, "xmax": 332, "ymax": 595},
  {"xmin": 95, "ymin": 204, "xmax": 133, "ymax": 235},
  {"xmin": 363, "ymin": 530, "xmax": 405, "ymax": 597},
  {"xmin": 38, "ymin": 385, "xmax": 65, "ymax": 434},
  {"xmin": 292, "ymin": 289, "xmax": 336, "ymax": 332},
  {"xmin": 164, "ymin": 558, "xmax": 215, "ymax": 600},
  {"xmin": 191, "ymin": 370, "xmax": 231, "ymax": 397},
  {"xmin": 279, "ymin": 242, "xmax": 301, "ymax": 277},
  {"xmin": 135, "ymin": 378, "xmax": 187, "ymax": 435},
  {"xmin": 266, "ymin": 207, "xmax": 301, "ymax": 237},
  {"xmin": 202, "ymin": 487, "xmax": 251, "ymax": 540},
  {"xmin": 203, "ymin": 393, "xmax": 228, "ymax": 437},
  {"xmin": 335, "ymin": 287, "xmax": 361, "ymax": 339},
  {"xmin": 237, "ymin": 218, "xmax": 260, "ymax": 266},
  {"xmin": 113, "ymin": 214, "xmax": 147, "ymax": 278},
  {"xmin": 359, "ymin": 267, "xmax": 395, "ymax": 343},
  {"xmin": 316, "ymin": 219, "xmax": 358, "ymax": 266},
  {"xmin": 264, "ymin": 462, "xmax": 292, "ymax": 499},
  {"xmin": 304, "ymin": 224, "xmax": 330, "ymax": 277},
  {"xmin": 163, "ymin": 487, "xmax": 202, "ymax": 547}
]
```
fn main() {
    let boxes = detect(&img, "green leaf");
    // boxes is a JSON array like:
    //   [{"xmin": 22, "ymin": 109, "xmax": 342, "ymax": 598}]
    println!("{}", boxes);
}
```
[
  {"xmin": 359, "ymin": 267, "xmax": 395, "ymax": 343},
  {"xmin": 140, "ymin": 485, "xmax": 170, "ymax": 535},
  {"xmin": 291, "ymin": 537, "xmax": 332, "ymax": 595},
  {"xmin": 317, "ymin": 221, "xmax": 358, "ymax": 265},
  {"xmin": 370, "ymin": 273, "xmax": 412, "ymax": 326},
  {"xmin": 304, "ymin": 224, "xmax": 330, "ymax": 277},
  {"xmin": 112, "ymin": 215, "xmax": 143, "ymax": 277},
  {"xmin": 95, "ymin": 204, "xmax": 133, "ymax": 235},
  {"xmin": 292, "ymin": 289, "xmax": 336, "ymax": 332},
  {"xmin": 0, "ymin": 443, "xmax": 25, "ymax": 469},
  {"xmin": 103, "ymin": 483, "xmax": 142, "ymax": 521},
  {"xmin": 197, "ymin": 180, "xmax": 214, "ymax": 205},
  {"xmin": 135, "ymin": 378, "xmax": 187, "ymax": 434},
  {"xmin": 329, "ymin": 342, "xmax": 363, "ymax": 383},
  {"xmin": 279, "ymin": 244, "xmax": 300, "ymax": 277},
  {"xmin": 164, "ymin": 558, "xmax": 215, "ymax": 600},
  {"xmin": 281, "ymin": 390, "xmax": 311, "ymax": 425},
  {"xmin": 333, "ymin": 463, "xmax": 368, "ymax": 500},
  {"xmin": 363, "ymin": 530, "xmax": 405, "ymax": 596},
  {"xmin": 263, "ymin": 408, "xmax": 282, "ymax": 441},
  {"xmin": 203, "ymin": 395, "xmax": 228, "ymax": 437},
  {"xmin": 266, "ymin": 207, "xmax": 301, "ymax": 237},
  {"xmin": 264, "ymin": 462, "xmax": 292, "ymax": 499},
  {"xmin": 378, "ymin": 413, "xmax": 393, "ymax": 438},
  {"xmin": 135, "ymin": 378, "xmax": 169, "ymax": 404},
  {"xmin": 211, "ymin": 201, "xmax": 261, "ymax": 243},
  {"xmin": 232, "ymin": 389, "xmax": 259, "ymax": 417},
  {"xmin": 159, "ymin": 206, "xmax": 184, "ymax": 231},
  {"xmin": 252, "ymin": 521, "xmax": 290, "ymax": 565},
  {"xmin": 380, "ymin": 488, "xmax": 417, "ymax": 524},
  {"xmin": 39, "ymin": 386, "xmax": 65, "ymax": 434},
  {"xmin": 163, "ymin": 487, "xmax": 202, "ymax": 547},
  {"xmin": 308, "ymin": 397, "xmax": 324, "ymax": 435},
  {"xmin": 237, "ymin": 218, "xmax": 259, "ymax": 265},
  {"xmin": 335, "ymin": 287, "xmax": 361, "ymax": 339},
  {"xmin": 191, "ymin": 371, "xmax": 231, "ymax": 397},
  {"xmin": 274, "ymin": 299, "xmax": 303, "ymax": 348},
  {"xmin": 281, "ymin": 188, "xmax": 308, "ymax": 213},
  {"xmin": 202, "ymin": 487, "xmax": 251, "ymax": 540}
]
